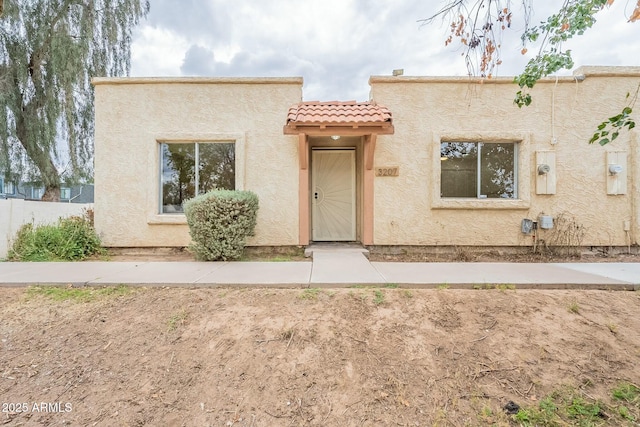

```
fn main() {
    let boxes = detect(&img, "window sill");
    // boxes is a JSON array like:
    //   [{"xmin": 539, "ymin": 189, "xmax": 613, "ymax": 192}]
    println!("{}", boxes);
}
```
[
  {"xmin": 147, "ymin": 214, "xmax": 188, "ymax": 225},
  {"xmin": 432, "ymin": 198, "xmax": 530, "ymax": 210}
]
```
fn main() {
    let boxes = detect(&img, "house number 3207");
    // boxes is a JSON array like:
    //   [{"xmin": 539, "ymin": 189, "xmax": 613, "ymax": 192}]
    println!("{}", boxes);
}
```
[{"xmin": 375, "ymin": 167, "xmax": 399, "ymax": 177}]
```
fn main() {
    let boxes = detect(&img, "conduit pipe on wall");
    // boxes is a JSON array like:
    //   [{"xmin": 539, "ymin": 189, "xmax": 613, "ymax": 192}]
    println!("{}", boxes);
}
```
[
  {"xmin": 69, "ymin": 186, "xmax": 83, "ymax": 203},
  {"xmin": 632, "ymin": 134, "xmax": 638, "ymax": 248}
]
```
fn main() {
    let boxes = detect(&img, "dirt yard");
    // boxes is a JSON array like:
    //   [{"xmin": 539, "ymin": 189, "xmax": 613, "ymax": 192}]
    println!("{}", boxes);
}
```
[
  {"xmin": 1, "ymin": 286, "xmax": 639, "ymax": 426},
  {"xmin": 103, "ymin": 245, "xmax": 640, "ymax": 263}
]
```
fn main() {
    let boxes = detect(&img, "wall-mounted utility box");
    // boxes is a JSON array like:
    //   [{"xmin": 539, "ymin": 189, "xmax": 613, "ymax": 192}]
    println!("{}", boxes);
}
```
[
  {"xmin": 539, "ymin": 215, "xmax": 554, "ymax": 229},
  {"xmin": 607, "ymin": 151, "xmax": 627, "ymax": 195},
  {"xmin": 521, "ymin": 218, "xmax": 534, "ymax": 234},
  {"xmin": 536, "ymin": 151, "xmax": 556, "ymax": 195}
]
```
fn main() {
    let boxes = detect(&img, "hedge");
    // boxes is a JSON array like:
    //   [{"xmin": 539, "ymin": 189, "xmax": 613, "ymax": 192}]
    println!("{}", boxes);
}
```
[{"xmin": 183, "ymin": 190, "xmax": 259, "ymax": 261}]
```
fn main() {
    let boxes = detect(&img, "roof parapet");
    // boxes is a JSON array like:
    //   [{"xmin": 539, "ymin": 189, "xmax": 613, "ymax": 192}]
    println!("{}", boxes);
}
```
[
  {"xmin": 573, "ymin": 66, "xmax": 640, "ymax": 78},
  {"xmin": 92, "ymin": 76, "xmax": 304, "ymax": 86}
]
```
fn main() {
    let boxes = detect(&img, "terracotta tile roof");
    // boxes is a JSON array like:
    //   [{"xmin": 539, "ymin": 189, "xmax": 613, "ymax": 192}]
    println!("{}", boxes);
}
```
[{"xmin": 286, "ymin": 101, "xmax": 392, "ymax": 126}]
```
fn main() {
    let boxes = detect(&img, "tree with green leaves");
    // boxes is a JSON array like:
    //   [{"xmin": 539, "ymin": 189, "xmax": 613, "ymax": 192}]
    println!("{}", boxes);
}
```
[
  {"xmin": 0, "ymin": 0, "xmax": 149, "ymax": 201},
  {"xmin": 421, "ymin": 0, "xmax": 639, "ymax": 146}
]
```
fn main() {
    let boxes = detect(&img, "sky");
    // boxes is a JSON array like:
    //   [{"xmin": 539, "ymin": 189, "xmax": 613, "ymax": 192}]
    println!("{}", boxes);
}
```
[{"xmin": 130, "ymin": 0, "xmax": 640, "ymax": 102}]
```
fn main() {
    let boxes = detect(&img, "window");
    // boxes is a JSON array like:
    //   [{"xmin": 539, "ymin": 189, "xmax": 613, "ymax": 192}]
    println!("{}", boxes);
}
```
[
  {"xmin": 31, "ymin": 187, "xmax": 44, "ymax": 200},
  {"xmin": 0, "ymin": 178, "xmax": 15, "ymax": 195},
  {"xmin": 440, "ymin": 141, "xmax": 516, "ymax": 199},
  {"xmin": 60, "ymin": 187, "xmax": 71, "ymax": 200},
  {"xmin": 160, "ymin": 142, "xmax": 235, "ymax": 213}
]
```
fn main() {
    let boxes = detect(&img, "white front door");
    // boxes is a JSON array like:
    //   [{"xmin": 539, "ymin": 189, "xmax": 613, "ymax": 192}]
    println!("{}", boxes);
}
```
[{"xmin": 311, "ymin": 149, "xmax": 356, "ymax": 241}]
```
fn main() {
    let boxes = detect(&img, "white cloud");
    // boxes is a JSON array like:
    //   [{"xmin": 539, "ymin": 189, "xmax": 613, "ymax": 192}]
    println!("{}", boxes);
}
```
[
  {"xmin": 131, "ymin": 26, "xmax": 190, "ymax": 76},
  {"xmin": 131, "ymin": 0, "xmax": 640, "ymax": 100},
  {"xmin": 566, "ymin": 2, "xmax": 640, "ymax": 69}
]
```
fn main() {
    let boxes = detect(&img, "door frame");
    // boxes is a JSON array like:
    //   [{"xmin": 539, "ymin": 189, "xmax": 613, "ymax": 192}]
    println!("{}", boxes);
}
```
[
  {"xmin": 311, "ymin": 147, "xmax": 356, "ymax": 241},
  {"xmin": 296, "ymin": 133, "xmax": 377, "ymax": 246}
]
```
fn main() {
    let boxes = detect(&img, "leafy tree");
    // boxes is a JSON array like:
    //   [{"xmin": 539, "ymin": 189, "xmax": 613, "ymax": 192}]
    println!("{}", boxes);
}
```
[
  {"xmin": 421, "ymin": 0, "xmax": 639, "ymax": 145},
  {"xmin": 0, "ymin": 0, "xmax": 149, "ymax": 201}
]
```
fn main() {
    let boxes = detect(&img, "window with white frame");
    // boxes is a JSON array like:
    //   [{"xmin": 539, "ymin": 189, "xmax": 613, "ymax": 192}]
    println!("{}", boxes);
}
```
[
  {"xmin": 31, "ymin": 187, "xmax": 44, "ymax": 200},
  {"xmin": 0, "ymin": 178, "xmax": 14, "ymax": 195},
  {"xmin": 60, "ymin": 187, "xmax": 71, "ymax": 200},
  {"xmin": 160, "ymin": 141, "xmax": 236, "ymax": 213},
  {"xmin": 440, "ymin": 141, "xmax": 517, "ymax": 199}
]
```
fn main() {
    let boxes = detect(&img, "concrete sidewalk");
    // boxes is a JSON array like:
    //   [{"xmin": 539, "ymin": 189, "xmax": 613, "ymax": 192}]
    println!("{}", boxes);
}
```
[{"xmin": 0, "ymin": 252, "xmax": 639, "ymax": 289}]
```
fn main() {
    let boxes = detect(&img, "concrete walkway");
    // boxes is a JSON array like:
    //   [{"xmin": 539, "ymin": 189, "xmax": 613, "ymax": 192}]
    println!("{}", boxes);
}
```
[{"xmin": 0, "ymin": 250, "xmax": 639, "ymax": 289}]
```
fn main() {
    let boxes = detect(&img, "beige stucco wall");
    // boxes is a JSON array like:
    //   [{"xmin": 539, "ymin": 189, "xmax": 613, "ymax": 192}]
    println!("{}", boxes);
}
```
[
  {"xmin": 95, "ymin": 68, "xmax": 640, "ymax": 249},
  {"xmin": 93, "ymin": 77, "xmax": 302, "ymax": 247},
  {"xmin": 369, "ymin": 66, "xmax": 640, "ymax": 247}
]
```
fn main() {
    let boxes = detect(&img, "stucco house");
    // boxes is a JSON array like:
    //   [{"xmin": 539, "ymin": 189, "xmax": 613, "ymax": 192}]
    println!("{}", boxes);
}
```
[{"xmin": 93, "ymin": 66, "xmax": 640, "ymax": 252}]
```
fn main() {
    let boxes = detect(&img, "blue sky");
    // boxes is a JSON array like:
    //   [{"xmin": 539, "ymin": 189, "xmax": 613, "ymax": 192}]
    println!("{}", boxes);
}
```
[{"xmin": 130, "ymin": 0, "xmax": 640, "ymax": 101}]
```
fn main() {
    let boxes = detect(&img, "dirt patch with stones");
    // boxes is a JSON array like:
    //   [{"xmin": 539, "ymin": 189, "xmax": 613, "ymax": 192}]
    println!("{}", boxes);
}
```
[
  {"xmin": 102, "ymin": 246, "xmax": 640, "ymax": 263},
  {"xmin": 368, "ymin": 248, "xmax": 640, "ymax": 263},
  {"xmin": 1, "ymin": 286, "xmax": 639, "ymax": 426}
]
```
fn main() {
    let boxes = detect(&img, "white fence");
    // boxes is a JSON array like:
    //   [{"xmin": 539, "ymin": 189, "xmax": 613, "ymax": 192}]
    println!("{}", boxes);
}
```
[{"xmin": 0, "ymin": 199, "xmax": 93, "ymax": 259}]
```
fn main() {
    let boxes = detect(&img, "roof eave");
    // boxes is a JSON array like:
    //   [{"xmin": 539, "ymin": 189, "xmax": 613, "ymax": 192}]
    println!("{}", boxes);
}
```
[{"xmin": 283, "ymin": 123, "xmax": 394, "ymax": 136}]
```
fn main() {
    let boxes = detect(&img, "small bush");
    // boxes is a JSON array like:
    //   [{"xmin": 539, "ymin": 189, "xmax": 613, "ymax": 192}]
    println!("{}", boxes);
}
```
[
  {"xmin": 8, "ymin": 213, "xmax": 103, "ymax": 261},
  {"xmin": 545, "ymin": 212, "xmax": 585, "ymax": 257},
  {"xmin": 184, "ymin": 190, "xmax": 259, "ymax": 261}
]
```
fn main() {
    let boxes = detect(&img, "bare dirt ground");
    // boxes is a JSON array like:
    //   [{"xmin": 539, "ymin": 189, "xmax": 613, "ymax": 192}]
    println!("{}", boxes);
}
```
[
  {"xmin": 102, "ymin": 245, "xmax": 640, "ymax": 263},
  {"xmin": 1, "ymin": 286, "xmax": 639, "ymax": 426},
  {"xmin": 367, "ymin": 248, "xmax": 640, "ymax": 264}
]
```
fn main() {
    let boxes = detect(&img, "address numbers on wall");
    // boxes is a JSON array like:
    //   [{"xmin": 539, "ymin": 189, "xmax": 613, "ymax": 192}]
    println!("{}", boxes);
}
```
[{"xmin": 375, "ymin": 166, "xmax": 399, "ymax": 177}]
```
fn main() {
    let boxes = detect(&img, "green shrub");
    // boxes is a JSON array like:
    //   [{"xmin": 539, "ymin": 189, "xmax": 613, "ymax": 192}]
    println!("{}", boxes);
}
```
[
  {"xmin": 184, "ymin": 190, "xmax": 259, "ymax": 261},
  {"xmin": 8, "ymin": 213, "xmax": 103, "ymax": 261}
]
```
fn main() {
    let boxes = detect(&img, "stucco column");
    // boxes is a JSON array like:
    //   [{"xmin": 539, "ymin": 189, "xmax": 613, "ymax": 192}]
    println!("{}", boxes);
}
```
[
  {"xmin": 363, "ymin": 134, "xmax": 377, "ymax": 245},
  {"xmin": 298, "ymin": 133, "xmax": 310, "ymax": 245}
]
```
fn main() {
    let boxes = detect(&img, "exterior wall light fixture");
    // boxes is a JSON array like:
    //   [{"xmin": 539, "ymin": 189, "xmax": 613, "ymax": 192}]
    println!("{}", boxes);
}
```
[{"xmin": 331, "ymin": 135, "xmax": 341, "ymax": 140}]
